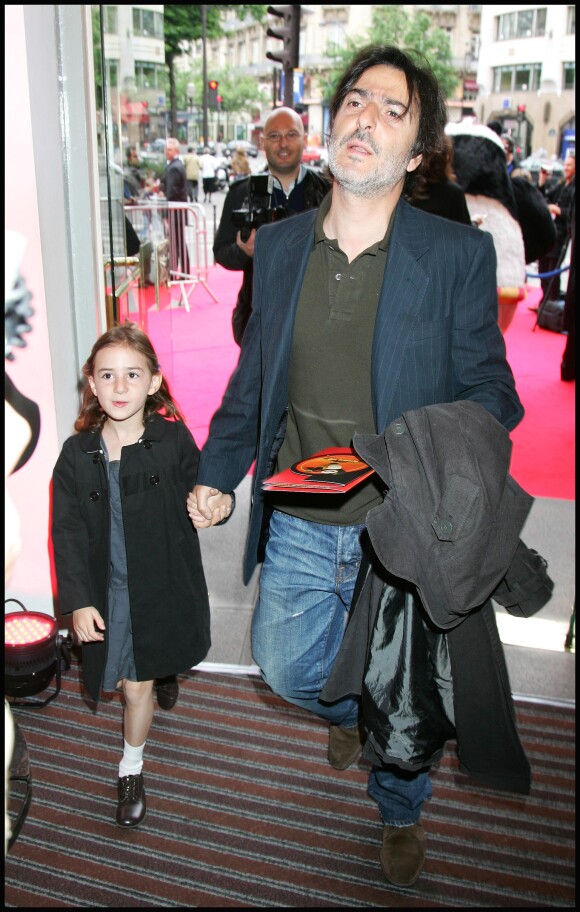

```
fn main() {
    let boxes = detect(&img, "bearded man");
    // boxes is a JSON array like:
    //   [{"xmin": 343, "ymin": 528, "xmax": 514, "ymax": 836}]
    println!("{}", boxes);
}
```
[{"xmin": 188, "ymin": 46, "xmax": 524, "ymax": 888}]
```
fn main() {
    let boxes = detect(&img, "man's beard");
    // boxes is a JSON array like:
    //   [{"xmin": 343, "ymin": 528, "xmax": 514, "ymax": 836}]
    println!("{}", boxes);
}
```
[{"xmin": 328, "ymin": 129, "xmax": 414, "ymax": 198}]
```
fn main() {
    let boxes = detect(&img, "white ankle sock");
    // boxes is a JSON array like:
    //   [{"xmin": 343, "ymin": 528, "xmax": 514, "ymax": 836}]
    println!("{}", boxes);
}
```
[{"xmin": 119, "ymin": 739, "xmax": 145, "ymax": 777}]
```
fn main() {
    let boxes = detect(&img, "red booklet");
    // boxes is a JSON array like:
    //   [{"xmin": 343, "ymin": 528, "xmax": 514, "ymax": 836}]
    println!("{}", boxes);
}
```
[{"xmin": 262, "ymin": 446, "xmax": 375, "ymax": 494}]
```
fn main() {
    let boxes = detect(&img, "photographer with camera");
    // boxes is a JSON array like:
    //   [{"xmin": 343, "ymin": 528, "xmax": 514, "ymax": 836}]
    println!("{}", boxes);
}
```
[
  {"xmin": 537, "ymin": 153, "xmax": 575, "ymax": 303},
  {"xmin": 213, "ymin": 107, "xmax": 330, "ymax": 345}
]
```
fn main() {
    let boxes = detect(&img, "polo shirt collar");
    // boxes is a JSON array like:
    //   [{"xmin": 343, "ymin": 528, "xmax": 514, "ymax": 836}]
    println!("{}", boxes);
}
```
[{"xmin": 314, "ymin": 192, "xmax": 395, "ymax": 254}]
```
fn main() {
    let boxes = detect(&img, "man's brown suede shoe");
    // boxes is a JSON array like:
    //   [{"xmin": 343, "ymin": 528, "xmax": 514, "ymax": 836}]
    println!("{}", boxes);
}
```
[
  {"xmin": 327, "ymin": 722, "xmax": 365, "ymax": 770},
  {"xmin": 380, "ymin": 822, "xmax": 425, "ymax": 887}
]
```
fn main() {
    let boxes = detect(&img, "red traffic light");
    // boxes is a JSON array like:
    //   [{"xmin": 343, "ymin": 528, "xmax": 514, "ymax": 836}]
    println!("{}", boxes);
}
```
[
  {"xmin": 517, "ymin": 104, "xmax": 526, "ymax": 113},
  {"xmin": 208, "ymin": 80, "xmax": 219, "ymax": 108}
]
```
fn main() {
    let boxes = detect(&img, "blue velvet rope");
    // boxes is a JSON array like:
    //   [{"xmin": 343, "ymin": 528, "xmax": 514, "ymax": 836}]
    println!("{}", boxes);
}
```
[{"xmin": 526, "ymin": 265, "xmax": 570, "ymax": 279}]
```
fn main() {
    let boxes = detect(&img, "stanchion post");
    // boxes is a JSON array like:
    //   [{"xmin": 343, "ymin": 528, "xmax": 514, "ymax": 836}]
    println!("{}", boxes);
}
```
[{"xmin": 212, "ymin": 204, "xmax": 217, "ymax": 264}]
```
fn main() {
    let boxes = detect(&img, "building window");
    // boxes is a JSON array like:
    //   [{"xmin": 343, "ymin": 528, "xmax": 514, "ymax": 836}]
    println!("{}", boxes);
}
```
[
  {"xmin": 493, "ymin": 67, "xmax": 514, "ymax": 93},
  {"xmin": 514, "ymin": 65, "xmax": 532, "ymax": 91},
  {"xmin": 325, "ymin": 22, "xmax": 346, "ymax": 51},
  {"xmin": 103, "ymin": 6, "xmax": 118, "ymax": 35},
  {"xmin": 135, "ymin": 61, "xmax": 166, "ymax": 90},
  {"xmin": 567, "ymin": 6, "xmax": 575, "ymax": 34},
  {"xmin": 563, "ymin": 62, "xmax": 575, "ymax": 90},
  {"xmin": 493, "ymin": 63, "xmax": 542, "ymax": 93},
  {"xmin": 531, "ymin": 63, "xmax": 542, "ymax": 91},
  {"xmin": 496, "ymin": 12, "xmax": 515, "ymax": 40},
  {"xmin": 132, "ymin": 8, "xmax": 164, "ymax": 40},
  {"xmin": 535, "ymin": 8, "xmax": 547, "ymax": 35},
  {"xmin": 516, "ymin": 9, "xmax": 534, "ymax": 38},
  {"xmin": 106, "ymin": 59, "xmax": 118, "ymax": 88},
  {"xmin": 496, "ymin": 8, "xmax": 546, "ymax": 40}
]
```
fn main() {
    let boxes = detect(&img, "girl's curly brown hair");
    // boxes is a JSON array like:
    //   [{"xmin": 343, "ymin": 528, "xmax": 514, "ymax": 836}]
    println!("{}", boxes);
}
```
[{"xmin": 74, "ymin": 321, "xmax": 186, "ymax": 432}]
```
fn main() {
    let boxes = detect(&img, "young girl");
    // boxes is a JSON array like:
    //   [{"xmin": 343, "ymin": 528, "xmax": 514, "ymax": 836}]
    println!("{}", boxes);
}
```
[{"xmin": 51, "ymin": 322, "xmax": 212, "ymax": 828}]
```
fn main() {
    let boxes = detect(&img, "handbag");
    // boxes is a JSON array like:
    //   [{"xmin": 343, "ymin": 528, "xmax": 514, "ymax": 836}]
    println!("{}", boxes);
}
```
[{"xmin": 537, "ymin": 297, "xmax": 565, "ymax": 333}]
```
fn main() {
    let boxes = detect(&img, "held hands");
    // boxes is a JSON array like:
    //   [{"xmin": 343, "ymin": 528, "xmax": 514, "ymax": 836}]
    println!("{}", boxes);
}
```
[
  {"xmin": 236, "ymin": 228, "xmax": 257, "ymax": 258},
  {"xmin": 73, "ymin": 606, "xmax": 105, "ymax": 643},
  {"xmin": 188, "ymin": 485, "xmax": 233, "ymax": 528}
]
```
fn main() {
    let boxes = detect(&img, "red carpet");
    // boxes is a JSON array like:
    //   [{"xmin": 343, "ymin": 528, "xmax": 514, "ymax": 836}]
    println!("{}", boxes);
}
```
[
  {"xmin": 504, "ymin": 286, "xmax": 575, "ymax": 501},
  {"xmin": 147, "ymin": 268, "xmax": 574, "ymax": 502}
]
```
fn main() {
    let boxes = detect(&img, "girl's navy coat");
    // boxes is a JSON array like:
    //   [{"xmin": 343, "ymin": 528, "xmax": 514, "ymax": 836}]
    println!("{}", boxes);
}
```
[{"xmin": 52, "ymin": 413, "xmax": 211, "ymax": 702}]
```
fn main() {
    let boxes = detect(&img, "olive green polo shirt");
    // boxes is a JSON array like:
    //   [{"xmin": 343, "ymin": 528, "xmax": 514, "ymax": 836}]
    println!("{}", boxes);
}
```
[{"xmin": 272, "ymin": 193, "xmax": 392, "ymax": 525}]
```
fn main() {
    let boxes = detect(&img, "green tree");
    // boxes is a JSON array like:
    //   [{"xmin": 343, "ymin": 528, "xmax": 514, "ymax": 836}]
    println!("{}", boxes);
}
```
[
  {"xmin": 92, "ymin": 6, "xmax": 103, "ymax": 110},
  {"xmin": 163, "ymin": 5, "xmax": 266, "ymax": 136},
  {"xmin": 319, "ymin": 6, "xmax": 459, "ymax": 105},
  {"xmin": 175, "ymin": 65, "xmax": 269, "ymax": 122}
]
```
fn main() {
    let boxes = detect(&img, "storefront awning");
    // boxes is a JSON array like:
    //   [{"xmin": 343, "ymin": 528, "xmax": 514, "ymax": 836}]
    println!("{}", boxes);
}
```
[
  {"xmin": 463, "ymin": 80, "xmax": 479, "ymax": 92},
  {"xmin": 120, "ymin": 100, "xmax": 149, "ymax": 124}
]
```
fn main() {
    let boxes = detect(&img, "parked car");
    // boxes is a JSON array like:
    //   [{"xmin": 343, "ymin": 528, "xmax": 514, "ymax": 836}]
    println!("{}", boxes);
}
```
[
  {"xmin": 141, "ymin": 138, "xmax": 166, "ymax": 164},
  {"xmin": 302, "ymin": 146, "xmax": 328, "ymax": 171},
  {"xmin": 196, "ymin": 142, "xmax": 217, "ymax": 155},
  {"xmin": 519, "ymin": 155, "xmax": 564, "ymax": 187},
  {"xmin": 226, "ymin": 139, "xmax": 258, "ymax": 157}
]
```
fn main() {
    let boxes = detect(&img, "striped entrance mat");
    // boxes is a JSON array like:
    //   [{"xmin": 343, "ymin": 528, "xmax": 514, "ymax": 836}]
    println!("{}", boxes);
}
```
[{"xmin": 6, "ymin": 663, "xmax": 575, "ymax": 907}]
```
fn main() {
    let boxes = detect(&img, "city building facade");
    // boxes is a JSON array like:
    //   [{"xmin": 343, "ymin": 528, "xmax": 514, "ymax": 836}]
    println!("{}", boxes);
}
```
[
  {"xmin": 99, "ymin": 4, "xmax": 167, "ymax": 150},
  {"xmin": 476, "ymin": 4, "xmax": 575, "ymax": 158},
  {"xmin": 97, "ymin": 4, "xmax": 575, "ymax": 160},
  {"xmin": 189, "ymin": 4, "xmax": 483, "ymax": 144}
]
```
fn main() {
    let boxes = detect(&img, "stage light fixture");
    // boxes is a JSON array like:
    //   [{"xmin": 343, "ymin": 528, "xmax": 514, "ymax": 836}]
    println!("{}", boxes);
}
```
[{"xmin": 5, "ymin": 599, "xmax": 71, "ymax": 707}]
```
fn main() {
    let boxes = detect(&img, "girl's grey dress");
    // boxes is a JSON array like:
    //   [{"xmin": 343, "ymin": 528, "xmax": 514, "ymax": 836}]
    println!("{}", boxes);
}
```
[{"xmin": 101, "ymin": 442, "xmax": 138, "ymax": 690}]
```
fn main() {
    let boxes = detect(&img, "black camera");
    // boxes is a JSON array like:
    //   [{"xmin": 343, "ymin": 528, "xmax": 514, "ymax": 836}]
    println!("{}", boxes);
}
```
[{"xmin": 232, "ymin": 174, "xmax": 288, "ymax": 242}]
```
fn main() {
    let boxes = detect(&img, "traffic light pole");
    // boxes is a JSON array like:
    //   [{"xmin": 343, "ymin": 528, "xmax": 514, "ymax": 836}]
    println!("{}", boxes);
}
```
[
  {"xmin": 284, "ymin": 13, "xmax": 300, "ymax": 108},
  {"xmin": 283, "ymin": 9, "xmax": 299, "ymax": 107},
  {"xmin": 266, "ymin": 5, "xmax": 300, "ymax": 109}
]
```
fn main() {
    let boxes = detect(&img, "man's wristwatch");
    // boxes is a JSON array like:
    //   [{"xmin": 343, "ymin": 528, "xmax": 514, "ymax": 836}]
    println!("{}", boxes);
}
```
[{"xmin": 215, "ymin": 490, "xmax": 235, "ymax": 526}]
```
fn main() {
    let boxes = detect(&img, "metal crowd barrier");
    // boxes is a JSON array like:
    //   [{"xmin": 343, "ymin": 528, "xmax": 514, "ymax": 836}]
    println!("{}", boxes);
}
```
[
  {"xmin": 125, "ymin": 201, "xmax": 218, "ymax": 309},
  {"xmin": 103, "ymin": 255, "xmax": 142, "ymax": 329}
]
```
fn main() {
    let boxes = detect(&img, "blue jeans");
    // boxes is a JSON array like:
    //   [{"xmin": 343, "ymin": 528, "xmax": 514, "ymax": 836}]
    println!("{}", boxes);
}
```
[{"xmin": 252, "ymin": 509, "xmax": 431, "ymax": 825}]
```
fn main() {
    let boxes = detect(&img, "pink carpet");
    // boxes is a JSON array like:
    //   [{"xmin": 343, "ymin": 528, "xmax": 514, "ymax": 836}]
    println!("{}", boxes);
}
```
[
  {"xmin": 146, "ymin": 267, "xmax": 574, "ymax": 502},
  {"xmin": 504, "ymin": 285, "xmax": 575, "ymax": 501}
]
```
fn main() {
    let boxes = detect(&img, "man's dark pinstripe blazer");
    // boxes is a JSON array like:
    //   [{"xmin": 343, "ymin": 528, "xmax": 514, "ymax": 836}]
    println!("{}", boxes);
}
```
[{"xmin": 197, "ymin": 197, "xmax": 524, "ymax": 584}]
